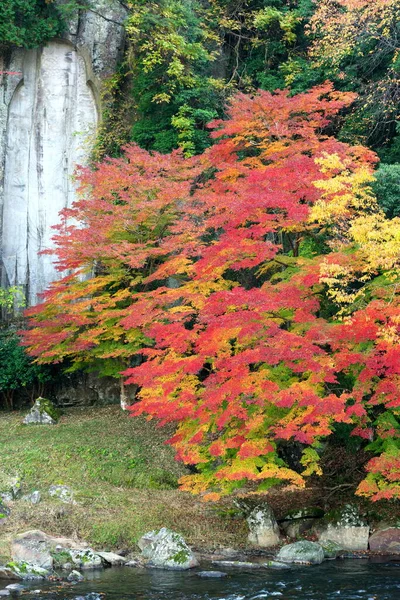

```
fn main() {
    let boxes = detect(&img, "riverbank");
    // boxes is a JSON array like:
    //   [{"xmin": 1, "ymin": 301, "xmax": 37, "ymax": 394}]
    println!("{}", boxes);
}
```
[
  {"xmin": 1, "ymin": 406, "xmax": 398, "ymax": 564},
  {"xmin": 0, "ymin": 406, "xmax": 249, "ymax": 562}
]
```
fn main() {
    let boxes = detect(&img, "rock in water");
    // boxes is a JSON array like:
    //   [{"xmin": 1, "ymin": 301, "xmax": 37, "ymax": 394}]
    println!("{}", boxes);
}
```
[
  {"xmin": 247, "ymin": 505, "xmax": 281, "ymax": 547},
  {"xmin": 369, "ymin": 527, "xmax": 400, "ymax": 554},
  {"xmin": 316, "ymin": 504, "xmax": 369, "ymax": 551},
  {"xmin": 0, "ymin": 568, "xmax": 22, "ymax": 581},
  {"xmin": 276, "ymin": 541, "xmax": 325, "ymax": 565},
  {"xmin": 138, "ymin": 528, "xmax": 199, "ymax": 570},
  {"xmin": 23, "ymin": 398, "xmax": 60, "ymax": 425},
  {"xmin": 96, "ymin": 551, "xmax": 127, "ymax": 566},
  {"xmin": 197, "ymin": 571, "xmax": 227, "ymax": 578}
]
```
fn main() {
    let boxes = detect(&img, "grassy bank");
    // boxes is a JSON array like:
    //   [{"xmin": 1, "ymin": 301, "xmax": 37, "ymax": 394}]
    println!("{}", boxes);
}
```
[{"xmin": 0, "ymin": 406, "xmax": 247, "ymax": 561}]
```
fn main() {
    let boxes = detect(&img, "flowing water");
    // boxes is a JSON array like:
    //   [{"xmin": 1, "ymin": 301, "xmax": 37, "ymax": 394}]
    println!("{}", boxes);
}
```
[{"xmin": 8, "ymin": 559, "xmax": 400, "ymax": 600}]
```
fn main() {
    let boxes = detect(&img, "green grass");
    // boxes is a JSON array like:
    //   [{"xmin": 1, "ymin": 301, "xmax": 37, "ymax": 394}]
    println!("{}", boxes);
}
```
[{"xmin": 0, "ymin": 406, "xmax": 247, "ymax": 559}]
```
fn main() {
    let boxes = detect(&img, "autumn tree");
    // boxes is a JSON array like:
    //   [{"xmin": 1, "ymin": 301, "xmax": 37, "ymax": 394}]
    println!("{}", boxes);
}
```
[
  {"xmin": 309, "ymin": 0, "xmax": 400, "ymax": 150},
  {"xmin": 23, "ymin": 84, "xmax": 400, "ymax": 501},
  {"xmin": 22, "ymin": 146, "xmax": 198, "ymax": 403}
]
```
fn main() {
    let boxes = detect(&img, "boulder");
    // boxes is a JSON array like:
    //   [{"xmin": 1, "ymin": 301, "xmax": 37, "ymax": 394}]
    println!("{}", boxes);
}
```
[
  {"xmin": 5, "ymin": 583, "xmax": 25, "ymax": 592},
  {"xmin": 319, "ymin": 540, "xmax": 343, "ymax": 559},
  {"xmin": 96, "ymin": 551, "xmax": 127, "ymax": 566},
  {"xmin": 68, "ymin": 549, "xmax": 102, "ymax": 570},
  {"xmin": 11, "ymin": 530, "xmax": 88, "ymax": 571},
  {"xmin": 6, "ymin": 562, "xmax": 49, "ymax": 580},
  {"xmin": 138, "ymin": 528, "xmax": 199, "ymax": 570},
  {"xmin": 67, "ymin": 570, "xmax": 84, "ymax": 582},
  {"xmin": 23, "ymin": 398, "xmax": 60, "ymax": 425},
  {"xmin": 0, "ymin": 568, "xmax": 22, "ymax": 581},
  {"xmin": 280, "ymin": 507, "xmax": 324, "ymax": 539},
  {"xmin": 48, "ymin": 485, "xmax": 74, "ymax": 504},
  {"xmin": 316, "ymin": 504, "xmax": 369, "ymax": 551},
  {"xmin": 369, "ymin": 527, "xmax": 400, "ymax": 554},
  {"xmin": 276, "ymin": 541, "xmax": 325, "ymax": 565},
  {"xmin": 11, "ymin": 531, "xmax": 54, "ymax": 570},
  {"xmin": 247, "ymin": 505, "xmax": 281, "ymax": 547}
]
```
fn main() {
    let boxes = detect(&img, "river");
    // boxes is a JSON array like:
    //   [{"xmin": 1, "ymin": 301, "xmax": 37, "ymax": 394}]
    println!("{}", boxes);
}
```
[{"xmin": 9, "ymin": 559, "xmax": 400, "ymax": 600}]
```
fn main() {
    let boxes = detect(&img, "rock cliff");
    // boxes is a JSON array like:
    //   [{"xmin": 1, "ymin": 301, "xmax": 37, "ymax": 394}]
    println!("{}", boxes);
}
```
[{"xmin": 0, "ymin": 0, "xmax": 127, "ymax": 305}]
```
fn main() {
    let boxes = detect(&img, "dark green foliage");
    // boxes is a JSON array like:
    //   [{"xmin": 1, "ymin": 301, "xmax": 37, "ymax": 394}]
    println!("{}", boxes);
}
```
[
  {"xmin": 0, "ymin": 329, "xmax": 52, "ymax": 410},
  {"xmin": 0, "ymin": 0, "xmax": 81, "ymax": 50},
  {"xmin": 372, "ymin": 163, "xmax": 400, "ymax": 219}
]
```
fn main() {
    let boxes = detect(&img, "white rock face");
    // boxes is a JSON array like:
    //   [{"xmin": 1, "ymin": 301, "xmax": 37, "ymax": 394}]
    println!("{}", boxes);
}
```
[
  {"xmin": 0, "ymin": 1, "xmax": 127, "ymax": 305},
  {"xmin": 1, "ymin": 42, "xmax": 97, "ymax": 305}
]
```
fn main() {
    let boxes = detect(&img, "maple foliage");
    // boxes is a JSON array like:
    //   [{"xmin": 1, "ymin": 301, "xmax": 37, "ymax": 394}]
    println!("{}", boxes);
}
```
[{"xmin": 22, "ymin": 84, "xmax": 400, "ymax": 501}]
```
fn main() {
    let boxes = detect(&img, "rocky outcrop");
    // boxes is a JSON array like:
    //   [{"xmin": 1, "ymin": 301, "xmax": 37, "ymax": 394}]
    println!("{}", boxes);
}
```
[
  {"xmin": 0, "ymin": 1, "xmax": 128, "ymax": 305},
  {"xmin": 246, "ymin": 505, "xmax": 281, "ymax": 548},
  {"xmin": 138, "ymin": 528, "xmax": 199, "ymax": 570}
]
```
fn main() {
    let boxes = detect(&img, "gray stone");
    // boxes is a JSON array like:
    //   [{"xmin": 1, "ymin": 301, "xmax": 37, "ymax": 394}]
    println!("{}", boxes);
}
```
[
  {"xmin": 69, "ymin": 549, "xmax": 102, "ymax": 570},
  {"xmin": 0, "ymin": 569, "xmax": 21, "ymax": 581},
  {"xmin": 23, "ymin": 399, "xmax": 59, "ymax": 425},
  {"xmin": 263, "ymin": 561, "xmax": 291, "ymax": 569},
  {"xmin": 48, "ymin": 485, "xmax": 74, "ymax": 504},
  {"xmin": 22, "ymin": 491, "xmax": 41, "ymax": 505},
  {"xmin": 96, "ymin": 551, "xmax": 127, "ymax": 566},
  {"xmin": 5, "ymin": 584, "xmax": 25, "ymax": 593},
  {"xmin": 319, "ymin": 540, "xmax": 343, "ymax": 559},
  {"xmin": 6, "ymin": 562, "xmax": 49, "ymax": 580},
  {"xmin": 197, "ymin": 571, "xmax": 227, "ymax": 578},
  {"xmin": 276, "ymin": 541, "xmax": 325, "ymax": 565},
  {"xmin": 11, "ymin": 530, "xmax": 88, "ymax": 571},
  {"xmin": 138, "ymin": 528, "xmax": 199, "ymax": 570},
  {"xmin": 247, "ymin": 505, "xmax": 281, "ymax": 548},
  {"xmin": 369, "ymin": 527, "xmax": 400, "ymax": 554},
  {"xmin": 0, "ymin": 475, "xmax": 21, "ymax": 502},
  {"xmin": 212, "ymin": 560, "xmax": 261, "ymax": 569},
  {"xmin": 0, "ymin": 494, "xmax": 13, "ymax": 504},
  {"xmin": 67, "ymin": 570, "xmax": 84, "ymax": 582},
  {"xmin": 316, "ymin": 505, "xmax": 369, "ymax": 551},
  {"xmin": 281, "ymin": 519, "xmax": 316, "ymax": 539},
  {"xmin": 11, "ymin": 531, "xmax": 54, "ymax": 570},
  {"xmin": 125, "ymin": 560, "xmax": 140, "ymax": 567},
  {"xmin": 281, "ymin": 507, "xmax": 324, "ymax": 539}
]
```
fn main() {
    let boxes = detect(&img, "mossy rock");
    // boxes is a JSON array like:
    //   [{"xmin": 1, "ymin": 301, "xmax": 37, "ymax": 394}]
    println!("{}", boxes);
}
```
[{"xmin": 23, "ymin": 398, "xmax": 60, "ymax": 425}]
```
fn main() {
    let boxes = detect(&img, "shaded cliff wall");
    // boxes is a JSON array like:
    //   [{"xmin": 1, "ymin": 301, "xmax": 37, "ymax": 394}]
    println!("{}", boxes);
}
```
[{"xmin": 0, "ymin": 0, "xmax": 127, "ymax": 305}]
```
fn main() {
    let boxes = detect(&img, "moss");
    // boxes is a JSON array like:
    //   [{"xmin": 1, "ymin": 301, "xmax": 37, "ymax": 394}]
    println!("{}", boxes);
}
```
[
  {"xmin": 170, "ymin": 549, "xmax": 190, "ymax": 565},
  {"xmin": 50, "ymin": 549, "xmax": 72, "ymax": 566},
  {"xmin": 36, "ymin": 397, "xmax": 61, "ymax": 421}
]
